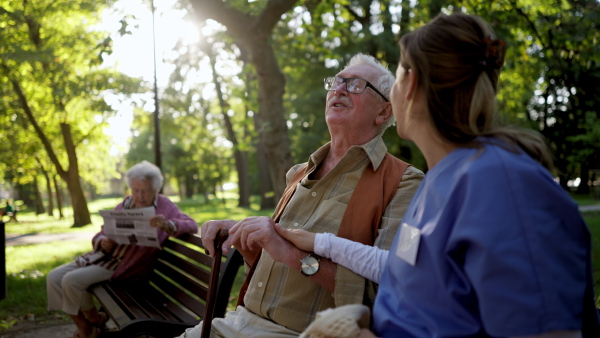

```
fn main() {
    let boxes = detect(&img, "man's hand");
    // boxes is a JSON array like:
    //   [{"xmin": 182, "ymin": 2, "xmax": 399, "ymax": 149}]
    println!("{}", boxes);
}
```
[
  {"xmin": 274, "ymin": 223, "xmax": 316, "ymax": 252},
  {"xmin": 200, "ymin": 220, "xmax": 237, "ymax": 256},
  {"xmin": 100, "ymin": 238, "xmax": 117, "ymax": 253},
  {"xmin": 228, "ymin": 216, "xmax": 295, "ymax": 264}
]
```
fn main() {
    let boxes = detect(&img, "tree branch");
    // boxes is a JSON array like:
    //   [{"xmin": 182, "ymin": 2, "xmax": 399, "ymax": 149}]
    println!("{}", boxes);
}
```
[
  {"xmin": 2, "ymin": 65, "xmax": 67, "ymax": 178},
  {"xmin": 510, "ymin": 1, "xmax": 546, "ymax": 49},
  {"xmin": 510, "ymin": 1, "xmax": 565, "ymax": 71},
  {"xmin": 189, "ymin": 0, "xmax": 298, "ymax": 39},
  {"xmin": 189, "ymin": 0, "xmax": 254, "ymax": 38},
  {"xmin": 343, "ymin": 4, "xmax": 369, "ymax": 27},
  {"xmin": 255, "ymin": 0, "xmax": 298, "ymax": 35}
]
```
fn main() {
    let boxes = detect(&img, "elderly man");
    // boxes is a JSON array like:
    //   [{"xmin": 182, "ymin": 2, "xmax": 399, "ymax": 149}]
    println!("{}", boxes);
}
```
[{"xmin": 179, "ymin": 53, "xmax": 424, "ymax": 337}]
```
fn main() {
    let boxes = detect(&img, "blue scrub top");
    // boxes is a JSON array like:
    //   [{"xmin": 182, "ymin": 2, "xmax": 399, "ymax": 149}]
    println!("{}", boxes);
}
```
[{"xmin": 374, "ymin": 139, "xmax": 594, "ymax": 337}]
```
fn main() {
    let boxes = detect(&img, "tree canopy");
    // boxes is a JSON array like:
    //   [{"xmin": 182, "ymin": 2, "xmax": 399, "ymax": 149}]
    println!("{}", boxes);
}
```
[
  {"xmin": 0, "ymin": 0, "xmax": 141, "ymax": 226},
  {"xmin": 2, "ymin": 0, "xmax": 598, "ymax": 217}
]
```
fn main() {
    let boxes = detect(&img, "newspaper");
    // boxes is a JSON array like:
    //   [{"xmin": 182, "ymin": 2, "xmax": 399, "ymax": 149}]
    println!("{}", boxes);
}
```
[{"xmin": 99, "ymin": 207, "xmax": 161, "ymax": 248}]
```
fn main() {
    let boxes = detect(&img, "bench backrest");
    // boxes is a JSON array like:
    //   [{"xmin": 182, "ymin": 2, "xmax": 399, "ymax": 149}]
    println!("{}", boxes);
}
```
[{"xmin": 149, "ymin": 233, "xmax": 243, "ymax": 320}]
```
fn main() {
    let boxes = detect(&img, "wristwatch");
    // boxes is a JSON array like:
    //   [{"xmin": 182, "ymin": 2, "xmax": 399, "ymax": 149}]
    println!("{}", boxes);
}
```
[{"xmin": 300, "ymin": 254, "xmax": 320, "ymax": 276}]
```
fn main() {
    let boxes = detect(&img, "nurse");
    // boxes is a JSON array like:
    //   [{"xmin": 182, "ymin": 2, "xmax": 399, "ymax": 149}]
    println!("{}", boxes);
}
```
[{"xmin": 276, "ymin": 12, "xmax": 599, "ymax": 338}]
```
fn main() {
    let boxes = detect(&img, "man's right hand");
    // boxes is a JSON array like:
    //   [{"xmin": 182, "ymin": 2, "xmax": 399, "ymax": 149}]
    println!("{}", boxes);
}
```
[{"xmin": 200, "ymin": 219, "xmax": 237, "ymax": 256}]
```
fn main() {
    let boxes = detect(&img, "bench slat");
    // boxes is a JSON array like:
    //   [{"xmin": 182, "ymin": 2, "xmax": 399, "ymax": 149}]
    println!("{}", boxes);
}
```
[
  {"xmin": 90, "ymin": 283, "xmax": 132, "ymax": 331},
  {"xmin": 166, "ymin": 241, "xmax": 214, "ymax": 268},
  {"xmin": 153, "ymin": 260, "xmax": 210, "ymax": 302},
  {"xmin": 90, "ymin": 233, "xmax": 242, "ymax": 337},
  {"xmin": 157, "ymin": 249, "xmax": 212, "ymax": 283},
  {"xmin": 150, "ymin": 267, "xmax": 207, "ymax": 317}
]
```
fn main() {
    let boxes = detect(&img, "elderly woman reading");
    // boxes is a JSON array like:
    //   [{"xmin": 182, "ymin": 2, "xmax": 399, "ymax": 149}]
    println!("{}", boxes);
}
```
[{"xmin": 46, "ymin": 161, "xmax": 198, "ymax": 338}]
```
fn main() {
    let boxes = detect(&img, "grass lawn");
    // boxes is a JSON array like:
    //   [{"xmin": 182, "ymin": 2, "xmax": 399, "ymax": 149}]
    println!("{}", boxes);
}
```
[{"xmin": 0, "ymin": 193, "xmax": 599, "ymax": 332}]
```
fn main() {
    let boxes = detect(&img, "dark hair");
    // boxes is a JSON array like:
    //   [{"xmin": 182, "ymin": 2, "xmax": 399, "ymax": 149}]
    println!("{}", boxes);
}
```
[{"xmin": 399, "ymin": 13, "xmax": 552, "ymax": 169}]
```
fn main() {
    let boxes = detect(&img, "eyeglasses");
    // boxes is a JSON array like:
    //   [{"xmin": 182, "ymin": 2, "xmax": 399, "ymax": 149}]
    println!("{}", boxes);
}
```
[{"xmin": 323, "ymin": 76, "xmax": 389, "ymax": 102}]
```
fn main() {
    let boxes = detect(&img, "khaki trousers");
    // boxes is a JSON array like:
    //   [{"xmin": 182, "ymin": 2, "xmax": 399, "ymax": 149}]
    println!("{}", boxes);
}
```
[
  {"xmin": 177, "ymin": 305, "xmax": 300, "ymax": 338},
  {"xmin": 46, "ymin": 261, "xmax": 113, "ymax": 315}
]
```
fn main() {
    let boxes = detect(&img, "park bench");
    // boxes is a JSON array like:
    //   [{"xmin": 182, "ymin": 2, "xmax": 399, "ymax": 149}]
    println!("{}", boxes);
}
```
[{"xmin": 90, "ymin": 232, "xmax": 244, "ymax": 338}]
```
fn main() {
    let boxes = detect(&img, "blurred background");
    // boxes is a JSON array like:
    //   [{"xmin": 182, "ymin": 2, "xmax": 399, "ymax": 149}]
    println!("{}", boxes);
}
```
[{"xmin": 0, "ymin": 0, "xmax": 598, "ymax": 223}]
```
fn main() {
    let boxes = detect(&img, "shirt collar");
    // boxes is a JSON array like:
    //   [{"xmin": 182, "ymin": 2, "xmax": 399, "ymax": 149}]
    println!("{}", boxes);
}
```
[
  {"xmin": 123, "ymin": 194, "xmax": 159, "ymax": 209},
  {"xmin": 306, "ymin": 135, "xmax": 388, "ymax": 172}
]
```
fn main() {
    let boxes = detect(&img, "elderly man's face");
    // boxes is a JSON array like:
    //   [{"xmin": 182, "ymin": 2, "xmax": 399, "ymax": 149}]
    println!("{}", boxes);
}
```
[
  {"xmin": 130, "ymin": 178, "xmax": 156, "ymax": 208},
  {"xmin": 325, "ymin": 64, "xmax": 386, "ymax": 139}
]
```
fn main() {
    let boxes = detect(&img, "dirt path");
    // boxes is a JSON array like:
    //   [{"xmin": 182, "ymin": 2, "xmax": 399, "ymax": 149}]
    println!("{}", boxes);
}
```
[
  {"xmin": 5, "ymin": 232, "xmax": 96, "ymax": 247},
  {"xmin": 1, "ymin": 322, "xmax": 76, "ymax": 338}
]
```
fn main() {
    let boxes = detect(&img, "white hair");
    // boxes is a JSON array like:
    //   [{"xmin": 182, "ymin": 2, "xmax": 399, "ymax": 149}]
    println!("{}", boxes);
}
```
[
  {"xmin": 125, "ymin": 160, "xmax": 163, "ymax": 192},
  {"xmin": 345, "ymin": 53, "xmax": 396, "ymax": 132}
]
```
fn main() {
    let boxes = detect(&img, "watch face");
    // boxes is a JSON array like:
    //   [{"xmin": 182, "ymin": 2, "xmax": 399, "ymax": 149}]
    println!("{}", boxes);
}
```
[{"xmin": 301, "ymin": 255, "xmax": 319, "ymax": 276}]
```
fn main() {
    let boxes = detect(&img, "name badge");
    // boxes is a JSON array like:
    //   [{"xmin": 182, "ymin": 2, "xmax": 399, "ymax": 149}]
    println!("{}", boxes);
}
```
[{"xmin": 395, "ymin": 223, "xmax": 421, "ymax": 266}]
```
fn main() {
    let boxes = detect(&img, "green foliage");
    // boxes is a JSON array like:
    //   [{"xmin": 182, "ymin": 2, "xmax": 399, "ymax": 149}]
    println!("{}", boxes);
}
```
[
  {"xmin": 585, "ymin": 211, "xmax": 600, "ymax": 307},
  {"xmin": 0, "ymin": 0, "xmax": 141, "ymax": 192},
  {"xmin": 459, "ymin": 0, "xmax": 600, "ymax": 186}
]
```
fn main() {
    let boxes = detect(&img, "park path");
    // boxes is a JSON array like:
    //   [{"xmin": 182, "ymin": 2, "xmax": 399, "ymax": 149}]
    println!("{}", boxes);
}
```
[{"xmin": 5, "ymin": 232, "xmax": 96, "ymax": 247}]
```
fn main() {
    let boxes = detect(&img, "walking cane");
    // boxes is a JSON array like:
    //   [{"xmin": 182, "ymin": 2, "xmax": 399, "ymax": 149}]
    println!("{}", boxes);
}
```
[{"xmin": 201, "ymin": 228, "xmax": 228, "ymax": 338}]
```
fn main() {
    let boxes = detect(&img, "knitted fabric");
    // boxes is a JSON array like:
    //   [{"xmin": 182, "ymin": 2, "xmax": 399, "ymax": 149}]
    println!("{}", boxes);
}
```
[{"xmin": 299, "ymin": 304, "xmax": 370, "ymax": 338}]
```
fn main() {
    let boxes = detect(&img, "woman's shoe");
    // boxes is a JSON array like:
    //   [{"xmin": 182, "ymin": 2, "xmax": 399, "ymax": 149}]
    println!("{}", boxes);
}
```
[{"xmin": 90, "ymin": 312, "xmax": 108, "ymax": 327}]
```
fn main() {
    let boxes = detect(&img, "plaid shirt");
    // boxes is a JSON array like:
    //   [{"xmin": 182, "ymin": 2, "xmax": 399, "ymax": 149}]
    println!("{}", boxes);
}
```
[{"xmin": 244, "ymin": 136, "xmax": 424, "ymax": 333}]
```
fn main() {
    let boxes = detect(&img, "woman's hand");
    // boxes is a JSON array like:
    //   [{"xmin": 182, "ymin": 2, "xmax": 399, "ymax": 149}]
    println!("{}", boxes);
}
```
[
  {"xmin": 150, "ymin": 215, "xmax": 177, "ymax": 235},
  {"xmin": 100, "ymin": 238, "xmax": 117, "ymax": 253},
  {"xmin": 274, "ymin": 223, "xmax": 316, "ymax": 252},
  {"xmin": 149, "ymin": 215, "xmax": 167, "ymax": 229}
]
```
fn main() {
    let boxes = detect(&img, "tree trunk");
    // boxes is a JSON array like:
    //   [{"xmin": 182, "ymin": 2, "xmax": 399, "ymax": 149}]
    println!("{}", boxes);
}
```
[
  {"xmin": 60, "ymin": 123, "xmax": 91, "ymax": 227},
  {"xmin": 8, "ymin": 74, "xmax": 91, "ymax": 227},
  {"xmin": 15, "ymin": 183, "xmax": 34, "ymax": 211},
  {"xmin": 398, "ymin": 0, "xmax": 412, "ymax": 39},
  {"xmin": 247, "ymin": 37, "xmax": 293, "ymax": 203},
  {"xmin": 35, "ymin": 157, "xmax": 55, "ymax": 217},
  {"xmin": 185, "ymin": 175, "xmax": 194, "ymax": 199},
  {"xmin": 41, "ymin": 167, "xmax": 54, "ymax": 216},
  {"xmin": 189, "ymin": 0, "xmax": 296, "ymax": 202},
  {"xmin": 256, "ymin": 140, "xmax": 276, "ymax": 209},
  {"xmin": 576, "ymin": 163, "xmax": 590, "ymax": 195},
  {"xmin": 53, "ymin": 175, "xmax": 64, "ymax": 219},
  {"xmin": 63, "ymin": 169, "xmax": 91, "ymax": 227},
  {"xmin": 203, "ymin": 40, "xmax": 251, "ymax": 207},
  {"xmin": 33, "ymin": 177, "xmax": 45, "ymax": 215},
  {"xmin": 243, "ymin": 58, "xmax": 275, "ymax": 210}
]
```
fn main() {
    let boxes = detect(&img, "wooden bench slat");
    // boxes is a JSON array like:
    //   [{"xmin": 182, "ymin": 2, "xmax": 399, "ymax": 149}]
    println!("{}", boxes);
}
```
[
  {"xmin": 120, "ymin": 286, "xmax": 189, "ymax": 323},
  {"xmin": 145, "ymin": 284, "xmax": 199, "ymax": 323},
  {"xmin": 166, "ymin": 241, "xmax": 214, "ymax": 268},
  {"xmin": 103, "ymin": 285, "xmax": 160, "ymax": 321},
  {"xmin": 90, "ymin": 233, "xmax": 242, "ymax": 337},
  {"xmin": 150, "ymin": 270, "xmax": 207, "ymax": 317},
  {"xmin": 157, "ymin": 250, "xmax": 212, "ymax": 283},
  {"xmin": 90, "ymin": 283, "xmax": 132, "ymax": 331},
  {"xmin": 152, "ymin": 260, "xmax": 210, "ymax": 302}
]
